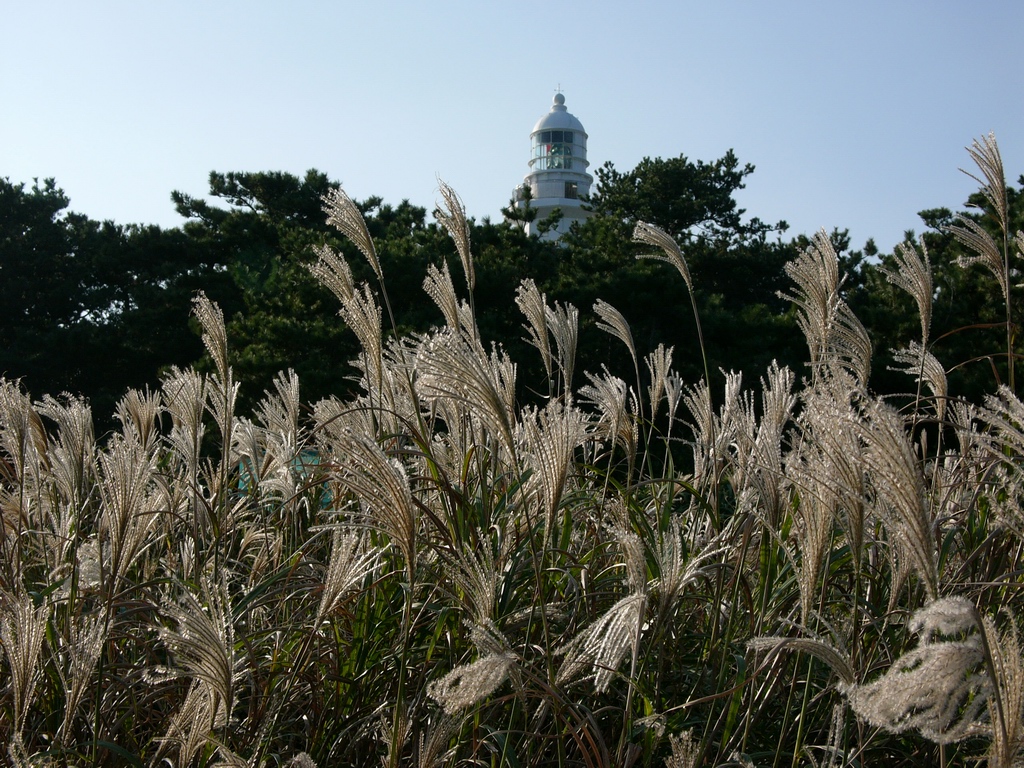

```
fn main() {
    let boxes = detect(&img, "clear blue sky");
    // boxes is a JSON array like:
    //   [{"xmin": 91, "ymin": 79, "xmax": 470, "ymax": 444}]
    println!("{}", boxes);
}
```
[{"xmin": 3, "ymin": 2, "xmax": 1022, "ymax": 252}]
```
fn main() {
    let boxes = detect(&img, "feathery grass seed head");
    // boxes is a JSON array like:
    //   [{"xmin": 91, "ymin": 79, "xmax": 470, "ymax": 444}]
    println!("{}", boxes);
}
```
[
  {"xmin": 322, "ymin": 187, "xmax": 382, "ymax": 282},
  {"xmin": 436, "ymin": 179, "xmax": 474, "ymax": 293},
  {"xmin": 880, "ymin": 240, "xmax": 933, "ymax": 346},
  {"xmin": 516, "ymin": 279, "xmax": 553, "ymax": 383},
  {"xmin": 0, "ymin": 592, "xmax": 48, "ymax": 734},
  {"xmin": 594, "ymin": 299, "xmax": 638, "ymax": 373},
  {"xmin": 962, "ymin": 132, "xmax": 1008, "ymax": 234},
  {"xmin": 843, "ymin": 597, "xmax": 987, "ymax": 744},
  {"xmin": 633, "ymin": 221, "xmax": 692, "ymax": 293},
  {"xmin": 308, "ymin": 243, "xmax": 356, "ymax": 305}
]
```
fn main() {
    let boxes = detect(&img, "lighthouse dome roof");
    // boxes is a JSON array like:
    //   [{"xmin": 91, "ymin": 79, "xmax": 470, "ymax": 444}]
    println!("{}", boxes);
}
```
[{"xmin": 532, "ymin": 93, "xmax": 586, "ymax": 134}]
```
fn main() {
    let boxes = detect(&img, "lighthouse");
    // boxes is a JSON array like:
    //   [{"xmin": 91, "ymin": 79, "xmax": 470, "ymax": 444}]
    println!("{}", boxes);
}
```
[{"xmin": 512, "ymin": 92, "xmax": 594, "ymax": 240}]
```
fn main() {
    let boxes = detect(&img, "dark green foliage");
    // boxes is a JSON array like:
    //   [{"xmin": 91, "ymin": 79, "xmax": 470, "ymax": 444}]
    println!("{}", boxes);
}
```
[
  {"xmin": 0, "ymin": 177, "xmax": 234, "ymax": 425},
  {"xmin": 585, "ymin": 151, "xmax": 783, "ymax": 243}
]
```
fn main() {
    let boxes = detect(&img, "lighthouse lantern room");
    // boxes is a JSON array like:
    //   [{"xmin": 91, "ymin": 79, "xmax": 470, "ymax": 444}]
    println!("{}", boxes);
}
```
[{"xmin": 512, "ymin": 92, "xmax": 593, "ymax": 240}]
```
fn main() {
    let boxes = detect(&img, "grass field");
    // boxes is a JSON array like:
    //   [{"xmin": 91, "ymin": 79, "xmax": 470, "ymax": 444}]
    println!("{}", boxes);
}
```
[{"xmin": 1, "ymin": 138, "xmax": 1023, "ymax": 767}]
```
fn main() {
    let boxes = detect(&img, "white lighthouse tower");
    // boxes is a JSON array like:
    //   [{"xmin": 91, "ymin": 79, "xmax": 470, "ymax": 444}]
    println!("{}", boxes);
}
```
[{"xmin": 512, "ymin": 92, "xmax": 593, "ymax": 240}]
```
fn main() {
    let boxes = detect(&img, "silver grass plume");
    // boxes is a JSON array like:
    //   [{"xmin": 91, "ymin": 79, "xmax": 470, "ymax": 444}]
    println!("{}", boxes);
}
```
[
  {"xmin": 827, "ymin": 293, "xmax": 872, "ymax": 387},
  {"xmin": 580, "ymin": 368, "xmax": 638, "ymax": 470},
  {"xmin": 193, "ymin": 292, "xmax": 230, "ymax": 385},
  {"xmin": 664, "ymin": 730, "xmax": 699, "ymax": 768},
  {"xmin": 248, "ymin": 372, "xmax": 304, "ymax": 508},
  {"xmin": 425, "ymin": 260, "xmax": 463, "ymax": 332},
  {"xmin": 680, "ymin": 378, "xmax": 739, "ymax": 489},
  {"xmin": 454, "ymin": 301, "xmax": 477, "ymax": 341},
  {"xmin": 880, "ymin": 240, "xmax": 933, "ymax": 347},
  {"xmin": 159, "ymin": 582, "xmax": 240, "ymax": 730},
  {"xmin": 781, "ymin": 230, "xmax": 872, "ymax": 384},
  {"xmin": 680, "ymin": 379, "xmax": 716, "ymax": 481},
  {"xmin": 316, "ymin": 529, "xmax": 379, "ymax": 623},
  {"xmin": 416, "ymin": 715, "xmax": 459, "ymax": 768},
  {"xmin": 421, "ymin": 264, "xmax": 473, "ymax": 337},
  {"xmin": 516, "ymin": 279, "xmax": 554, "ymax": 385},
  {"xmin": 633, "ymin": 221, "xmax": 692, "ymax": 293},
  {"xmin": 0, "ymin": 380, "xmax": 48, "ymax": 540},
  {"xmin": 0, "ymin": 591, "xmax": 48, "ymax": 734},
  {"xmin": 546, "ymin": 299, "xmax": 579, "ymax": 395},
  {"xmin": 797, "ymin": 378, "xmax": 868, "ymax": 572},
  {"xmin": 333, "ymin": 337, "xmax": 419, "ymax": 440},
  {"xmin": 7, "ymin": 736, "xmax": 35, "ymax": 768},
  {"xmin": 979, "ymin": 386, "xmax": 1024, "ymax": 458},
  {"xmin": 34, "ymin": 394, "xmax": 95, "ymax": 565},
  {"xmin": 843, "ymin": 596, "xmax": 988, "ymax": 744},
  {"xmin": 949, "ymin": 134, "xmax": 1013, "ymax": 389},
  {"xmin": 210, "ymin": 743, "xmax": 253, "ymax": 768},
  {"xmin": 154, "ymin": 680, "xmax": 221, "ymax": 767},
  {"xmin": 859, "ymin": 399, "xmax": 939, "ymax": 600},
  {"xmin": 332, "ymin": 429, "xmax": 418, "ymax": 582},
  {"xmin": 663, "ymin": 372, "xmax": 685, "ymax": 438},
  {"xmin": 449, "ymin": 543, "xmax": 503, "ymax": 625},
  {"xmin": 308, "ymin": 243, "xmax": 356, "ymax": 305},
  {"xmin": 232, "ymin": 417, "xmax": 292, "ymax": 512},
  {"xmin": 436, "ymin": 179, "xmax": 474, "ymax": 293},
  {"xmin": 338, "ymin": 282, "xmax": 385, "ymax": 392},
  {"xmin": 974, "ymin": 387, "xmax": 1024, "ymax": 533},
  {"xmin": 890, "ymin": 342, "xmax": 948, "ymax": 424},
  {"xmin": 950, "ymin": 215, "xmax": 1009, "ymax": 302},
  {"xmin": 238, "ymin": 524, "xmax": 284, "ymax": 584},
  {"xmin": 950, "ymin": 399, "xmax": 982, "ymax": 461},
  {"xmin": 378, "ymin": 702, "xmax": 411, "ymax": 768},
  {"xmin": 784, "ymin": 450, "xmax": 838, "ymax": 624},
  {"xmin": 378, "ymin": 335, "xmax": 424, "ymax": 428},
  {"xmin": 55, "ymin": 610, "xmax": 105, "ymax": 739},
  {"xmin": 645, "ymin": 344, "xmax": 674, "ymax": 422},
  {"xmin": 962, "ymin": 132, "xmax": 1009, "ymax": 236},
  {"xmin": 723, "ymin": 388, "xmax": 757, "ymax": 505},
  {"xmin": 114, "ymin": 387, "xmax": 162, "ymax": 452},
  {"xmin": 761, "ymin": 362, "xmax": 797, "ymax": 437},
  {"xmin": 519, "ymin": 401, "xmax": 591, "ymax": 533},
  {"xmin": 35, "ymin": 392, "xmax": 95, "ymax": 502},
  {"xmin": 0, "ymin": 380, "xmax": 47, "ymax": 482},
  {"xmin": 981, "ymin": 612, "xmax": 1024, "ymax": 768},
  {"xmin": 74, "ymin": 538, "xmax": 103, "ymax": 594},
  {"xmin": 556, "ymin": 591, "xmax": 646, "ymax": 693},
  {"xmin": 652, "ymin": 518, "xmax": 732, "ymax": 618},
  {"xmin": 741, "ymin": 362, "xmax": 797, "ymax": 528},
  {"xmin": 594, "ymin": 299, "xmax": 638, "ymax": 380},
  {"xmin": 97, "ymin": 431, "xmax": 161, "ymax": 590},
  {"xmin": 162, "ymin": 366, "xmax": 207, "ymax": 467},
  {"xmin": 160, "ymin": 367, "xmax": 208, "ymax": 542},
  {"xmin": 193, "ymin": 293, "xmax": 239, "ymax": 482},
  {"xmin": 322, "ymin": 186, "xmax": 382, "ymax": 282},
  {"xmin": 613, "ymin": 525, "xmax": 647, "ymax": 594},
  {"xmin": 427, "ymin": 646, "xmax": 516, "ymax": 714},
  {"xmin": 748, "ymin": 635, "xmax": 855, "ymax": 688},
  {"xmin": 256, "ymin": 369, "xmax": 301, "ymax": 448},
  {"xmin": 417, "ymin": 330, "xmax": 519, "ymax": 463}
]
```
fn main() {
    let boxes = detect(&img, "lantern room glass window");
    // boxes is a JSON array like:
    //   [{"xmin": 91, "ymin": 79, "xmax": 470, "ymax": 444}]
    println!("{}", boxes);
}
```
[{"xmin": 533, "ymin": 130, "xmax": 574, "ymax": 170}]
